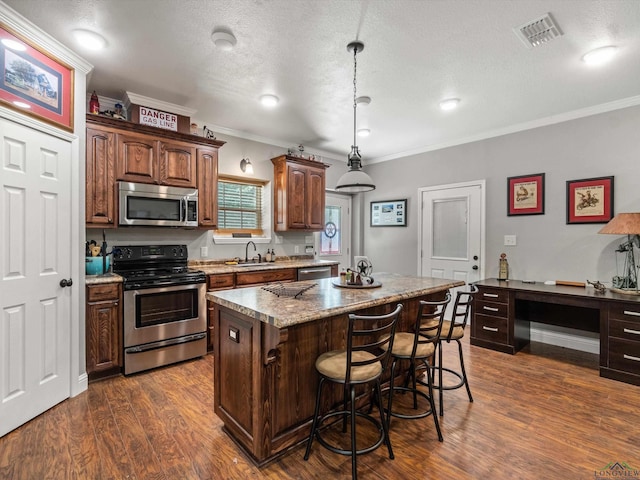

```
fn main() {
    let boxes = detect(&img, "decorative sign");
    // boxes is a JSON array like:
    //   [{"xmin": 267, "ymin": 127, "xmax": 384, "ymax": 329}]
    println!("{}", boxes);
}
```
[
  {"xmin": 566, "ymin": 176, "xmax": 614, "ymax": 224},
  {"xmin": 138, "ymin": 106, "xmax": 178, "ymax": 131},
  {"xmin": 507, "ymin": 173, "xmax": 545, "ymax": 216},
  {"xmin": 370, "ymin": 199, "xmax": 407, "ymax": 227}
]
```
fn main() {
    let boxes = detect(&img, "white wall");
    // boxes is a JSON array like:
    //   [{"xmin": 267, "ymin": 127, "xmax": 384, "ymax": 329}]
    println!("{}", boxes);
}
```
[{"xmin": 363, "ymin": 105, "xmax": 640, "ymax": 284}]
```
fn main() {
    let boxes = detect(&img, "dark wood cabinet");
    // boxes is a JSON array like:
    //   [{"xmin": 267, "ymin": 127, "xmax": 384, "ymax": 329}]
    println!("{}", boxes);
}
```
[
  {"xmin": 271, "ymin": 155, "xmax": 328, "ymax": 231},
  {"xmin": 86, "ymin": 283, "xmax": 122, "ymax": 381},
  {"xmin": 603, "ymin": 301, "xmax": 640, "ymax": 384},
  {"xmin": 86, "ymin": 114, "xmax": 225, "ymax": 228},
  {"xmin": 197, "ymin": 147, "xmax": 219, "ymax": 227},
  {"xmin": 236, "ymin": 268, "xmax": 297, "ymax": 287},
  {"xmin": 86, "ymin": 126, "xmax": 117, "ymax": 227},
  {"xmin": 206, "ymin": 273, "xmax": 235, "ymax": 352},
  {"xmin": 472, "ymin": 285, "xmax": 523, "ymax": 354}
]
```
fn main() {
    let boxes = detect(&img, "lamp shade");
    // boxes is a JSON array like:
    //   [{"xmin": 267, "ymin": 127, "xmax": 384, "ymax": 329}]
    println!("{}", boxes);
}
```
[
  {"xmin": 598, "ymin": 213, "xmax": 640, "ymax": 234},
  {"xmin": 335, "ymin": 169, "xmax": 376, "ymax": 193}
]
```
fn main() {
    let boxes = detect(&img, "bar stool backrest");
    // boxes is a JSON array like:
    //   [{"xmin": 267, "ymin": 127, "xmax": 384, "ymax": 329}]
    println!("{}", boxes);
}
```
[
  {"xmin": 345, "ymin": 304, "xmax": 403, "ymax": 385},
  {"xmin": 445, "ymin": 284, "xmax": 479, "ymax": 342},
  {"xmin": 413, "ymin": 293, "xmax": 452, "ymax": 358}
]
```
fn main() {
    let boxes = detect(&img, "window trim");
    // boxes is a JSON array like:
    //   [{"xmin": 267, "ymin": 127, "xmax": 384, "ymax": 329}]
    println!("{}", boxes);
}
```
[{"xmin": 213, "ymin": 174, "xmax": 272, "ymax": 244}]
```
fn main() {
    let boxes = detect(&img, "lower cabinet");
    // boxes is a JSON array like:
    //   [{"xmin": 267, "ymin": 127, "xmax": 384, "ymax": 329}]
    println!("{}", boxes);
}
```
[
  {"xmin": 602, "ymin": 302, "xmax": 640, "ymax": 385},
  {"xmin": 86, "ymin": 283, "xmax": 123, "ymax": 381}
]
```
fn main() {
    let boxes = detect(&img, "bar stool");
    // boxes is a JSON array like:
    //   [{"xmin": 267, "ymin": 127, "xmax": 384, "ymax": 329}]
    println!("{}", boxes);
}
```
[
  {"xmin": 304, "ymin": 304, "xmax": 403, "ymax": 480},
  {"xmin": 431, "ymin": 284, "xmax": 478, "ymax": 416},
  {"xmin": 385, "ymin": 294, "xmax": 451, "ymax": 442}
]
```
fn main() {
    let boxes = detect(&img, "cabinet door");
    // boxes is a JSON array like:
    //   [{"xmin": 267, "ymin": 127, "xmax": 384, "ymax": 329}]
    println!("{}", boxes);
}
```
[
  {"xmin": 86, "ymin": 284, "xmax": 122, "ymax": 378},
  {"xmin": 287, "ymin": 164, "xmax": 308, "ymax": 229},
  {"xmin": 306, "ymin": 166, "xmax": 326, "ymax": 230},
  {"xmin": 159, "ymin": 140, "xmax": 197, "ymax": 188},
  {"xmin": 86, "ymin": 127, "xmax": 116, "ymax": 226},
  {"xmin": 116, "ymin": 132, "xmax": 157, "ymax": 183},
  {"xmin": 197, "ymin": 147, "xmax": 218, "ymax": 226}
]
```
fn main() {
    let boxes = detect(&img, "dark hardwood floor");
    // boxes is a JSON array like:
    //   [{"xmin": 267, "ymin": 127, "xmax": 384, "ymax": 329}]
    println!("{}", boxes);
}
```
[{"xmin": 2, "ymin": 338, "xmax": 639, "ymax": 479}]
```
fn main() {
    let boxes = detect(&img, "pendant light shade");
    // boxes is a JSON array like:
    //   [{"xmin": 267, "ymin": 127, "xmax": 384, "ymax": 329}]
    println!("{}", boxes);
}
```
[{"xmin": 335, "ymin": 41, "xmax": 375, "ymax": 193}]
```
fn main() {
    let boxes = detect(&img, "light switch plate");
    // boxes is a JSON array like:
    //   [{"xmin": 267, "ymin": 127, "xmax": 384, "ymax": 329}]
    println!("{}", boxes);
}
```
[{"xmin": 504, "ymin": 235, "xmax": 517, "ymax": 246}]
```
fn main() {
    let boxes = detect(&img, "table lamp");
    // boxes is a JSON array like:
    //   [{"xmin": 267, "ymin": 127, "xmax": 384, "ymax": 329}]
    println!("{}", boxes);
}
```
[{"xmin": 598, "ymin": 213, "xmax": 640, "ymax": 294}]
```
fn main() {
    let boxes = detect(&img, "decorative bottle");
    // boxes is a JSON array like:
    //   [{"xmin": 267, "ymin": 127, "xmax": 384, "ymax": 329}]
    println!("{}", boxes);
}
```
[
  {"xmin": 498, "ymin": 253, "xmax": 509, "ymax": 280},
  {"xmin": 89, "ymin": 91, "xmax": 100, "ymax": 114}
]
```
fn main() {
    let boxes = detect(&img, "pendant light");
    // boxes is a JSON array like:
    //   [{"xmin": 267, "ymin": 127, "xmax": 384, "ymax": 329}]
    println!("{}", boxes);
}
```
[{"xmin": 335, "ymin": 41, "xmax": 375, "ymax": 193}]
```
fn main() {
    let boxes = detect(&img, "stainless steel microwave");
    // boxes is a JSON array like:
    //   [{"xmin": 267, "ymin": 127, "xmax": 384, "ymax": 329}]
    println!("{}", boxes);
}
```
[{"xmin": 118, "ymin": 182, "xmax": 198, "ymax": 227}]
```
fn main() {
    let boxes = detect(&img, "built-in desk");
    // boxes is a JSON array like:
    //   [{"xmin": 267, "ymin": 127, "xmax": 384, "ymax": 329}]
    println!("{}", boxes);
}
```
[{"xmin": 471, "ymin": 279, "xmax": 640, "ymax": 386}]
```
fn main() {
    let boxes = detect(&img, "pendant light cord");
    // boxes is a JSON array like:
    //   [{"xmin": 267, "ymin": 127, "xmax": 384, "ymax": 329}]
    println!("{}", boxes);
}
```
[{"xmin": 352, "ymin": 44, "xmax": 358, "ymax": 153}]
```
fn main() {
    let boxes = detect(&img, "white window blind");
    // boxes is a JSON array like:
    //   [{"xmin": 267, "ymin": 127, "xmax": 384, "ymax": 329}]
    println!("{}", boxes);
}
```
[{"xmin": 217, "ymin": 177, "xmax": 265, "ymax": 232}]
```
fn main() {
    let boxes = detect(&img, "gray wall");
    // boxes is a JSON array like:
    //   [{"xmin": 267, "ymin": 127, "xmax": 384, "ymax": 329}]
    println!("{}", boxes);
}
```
[{"xmin": 363, "ymin": 105, "xmax": 640, "ymax": 285}]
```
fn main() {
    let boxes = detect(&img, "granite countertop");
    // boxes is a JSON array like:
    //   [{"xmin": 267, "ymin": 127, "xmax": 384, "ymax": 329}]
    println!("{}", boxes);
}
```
[
  {"xmin": 190, "ymin": 258, "xmax": 338, "ymax": 275},
  {"xmin": 85, "ymin": 273, "xmax": 123, "ymax": 285},
  {"xmin": 207, "ymin": 273, "xmax": 463, "ymax": 328}
]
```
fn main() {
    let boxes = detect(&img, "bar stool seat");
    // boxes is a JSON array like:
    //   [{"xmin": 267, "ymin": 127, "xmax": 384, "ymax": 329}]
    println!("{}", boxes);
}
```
[{"xmin": 304, "ymin": 304, "xmax": 403, "ymax": 480}]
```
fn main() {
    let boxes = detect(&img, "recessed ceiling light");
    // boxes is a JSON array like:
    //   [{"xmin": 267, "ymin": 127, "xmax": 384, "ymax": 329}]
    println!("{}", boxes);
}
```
[
  {"xmin": 260, "ymin": 94, "xmax": 279, "ymax": 107},
  {"xmin": 1, "ymin": 38, "xmax": 26, "ymax": 51},
  {"xmin": 357, "ymin": 128, "xmax": 370, "ymax": 137},
  {"xmin": 13, "ymin": 101, "xmax": 30, "ymax": 109},
  {"xmin": 72, "ymin": 29, "xmax": 107, "ymax": 50},
  {"xmin": 356, "ymin": 96, "xmax": 371, "ymax": 106},
  {"xmin": 439, "ymin": 98, "xmax": 460, "ymax": 111},
  {"xmin": 582, "ymin": 46, "xmax": 618, "ymax": 66},
  {"xmin": 211, "ymin": 30, "xmax": 237, "ymax": 50}
]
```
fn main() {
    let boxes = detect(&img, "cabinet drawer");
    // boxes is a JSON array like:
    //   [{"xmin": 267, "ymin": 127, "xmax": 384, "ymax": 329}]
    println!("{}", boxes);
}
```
[
  {"xmin": 473, "ymin": 313, "xmax": 508, "ymax": 344},
  {"xmin": 609, "ymin": 303, "xmax": 640, "ymax": 322},
  {"xmin": 477, "ymin": 288, "xmax": 509, "ymax": 304},
  {"xmin": 609, "ymin": 338, "xmax": 640, "ymax": 375},
  {"xmin": 87, "ymin": 283, "xmax": 120, "ymax": 302},
  {"xmin": 610, "ymin": 318, "xmax": 640, "ymax": 342},
  {"xmin": 236, "ymin": 268, "xmax": 297, "ymax": 286},
  {"xmin": 475, "ymin": 300, "xmax": 508, "ymax": 318},
  {"xmin": 208, "ymin": 273, "xmax": 235, "ymax": 290}
]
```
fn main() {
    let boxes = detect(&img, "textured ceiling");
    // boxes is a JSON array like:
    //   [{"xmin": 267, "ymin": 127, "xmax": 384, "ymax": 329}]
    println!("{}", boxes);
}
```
[{"xmin": 6, "ymin": 0, "xmax": 640, "ymax": 164}]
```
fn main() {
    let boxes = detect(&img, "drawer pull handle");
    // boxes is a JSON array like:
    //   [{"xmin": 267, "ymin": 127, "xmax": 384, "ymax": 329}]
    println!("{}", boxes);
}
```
[
  {"xmin": 483, "ymin": 306, "xmax": 499, "ymax": 312},
  {"xmin": 482, "ymin": 326, "xmax": 499, "ymax": 332},
  {"xmin": 483, "ymin": 293, "xmax": 499, "ymax": 298},
  {"xmin": 623, "ymin": 328, "xmax": 640, "ymax": 335},
  {"xmin": 623, "ymin": 354, "xmax": 640, "ymax": 363},
  {"xmin": 623, "ymin": 310, "xmax": 640, "ymax": 317}
]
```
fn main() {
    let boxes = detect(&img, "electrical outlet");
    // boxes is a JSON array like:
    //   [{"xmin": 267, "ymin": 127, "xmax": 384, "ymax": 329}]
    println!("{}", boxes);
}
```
[
  {"xmin": 504, "ymin": 235, "xmax": 517, "ymax": 246},
  {"xmin": 294, "ymin": 245, "xmax": 300, "ymax": 254},
  {"xmin": 200, "ymin": 246, "xmax": 208, "ymax": 257},
  {"xmin": 305, "ymin": 245, "xmax": 314, "ymax": 254}
]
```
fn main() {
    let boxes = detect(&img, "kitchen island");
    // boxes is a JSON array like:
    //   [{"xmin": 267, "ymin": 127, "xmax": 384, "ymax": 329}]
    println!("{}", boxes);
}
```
[{"xmin": 207, "ymin": 273, "xmax": 463, "ymax": 465}]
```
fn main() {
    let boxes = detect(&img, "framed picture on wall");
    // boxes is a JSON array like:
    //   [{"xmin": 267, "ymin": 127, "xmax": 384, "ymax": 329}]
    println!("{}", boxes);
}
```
[
  {"xmin": 0, "ymin": 23, "xmax": 74, "ymax": 132},
  {"xmin": 507, "ymin": 173, "xmax": 545, "ymax": 216},
  {"xmin": 370, "ymin": 199, "xmax": 407, "ymax": 227},
  {"xmin": 566, "ymin": 176, "xmax": 614, "ymax": 224}
]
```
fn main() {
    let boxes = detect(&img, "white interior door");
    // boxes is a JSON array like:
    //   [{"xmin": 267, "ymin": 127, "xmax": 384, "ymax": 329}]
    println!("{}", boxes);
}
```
[
  {"xmin": 419, "ymin": 181, "xmax": 485, "ymax": 316},
  {"xmin": 0, "ymin": 118, "xmax": 72, "ymax": 437},
  {"xmin": 316, "ymin": 192, "xmax": 352, "ymax": 271}
]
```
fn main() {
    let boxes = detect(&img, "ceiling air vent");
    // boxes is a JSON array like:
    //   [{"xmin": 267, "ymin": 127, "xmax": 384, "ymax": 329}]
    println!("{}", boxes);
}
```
[{"xmin": 514, "ymin": 13, "xmax": 563, "ymax": 48}]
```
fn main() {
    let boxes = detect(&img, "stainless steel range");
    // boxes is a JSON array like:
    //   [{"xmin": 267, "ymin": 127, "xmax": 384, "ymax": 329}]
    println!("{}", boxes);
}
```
[{"xmin": 112, "ymin": 244, "xmax": 207, "ymax": 375}]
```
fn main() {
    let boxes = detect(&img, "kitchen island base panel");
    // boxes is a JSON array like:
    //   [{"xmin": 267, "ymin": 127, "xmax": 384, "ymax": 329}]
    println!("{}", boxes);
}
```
[{"xmin": 213, "ymin": 291, "xmax": 451, "ymax": 465}]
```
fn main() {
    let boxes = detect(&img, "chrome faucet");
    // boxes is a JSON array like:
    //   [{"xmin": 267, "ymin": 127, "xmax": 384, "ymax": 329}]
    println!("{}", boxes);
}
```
[{"xmin": 245, "ymin": 241, "xmax": 257, "ymax": 263}]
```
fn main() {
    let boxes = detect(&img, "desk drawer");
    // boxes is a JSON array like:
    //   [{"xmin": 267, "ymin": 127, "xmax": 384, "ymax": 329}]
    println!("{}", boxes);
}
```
[
  {"xmin": 477, "ymin": 287, "xmax": 509, "ymax": 304},
  {"xmin": 473, "ymin": 314, "xmax": 508, "ymax": 344},
  {"xmin": 476, "ymin": 300, "xmax": 508, "ymax": 318},
  {"xmin": 609, "ymin": 303, "xmax": 640, "ymax": 322},
  {"xmin": 208, "ymin": 273, "xmax": 235, "ymax": 290},
  {"xmin": 610, "ymin": 318, "xmax": 640, "ymax": 342},
  {"xmin": 609, "ymin": 338, "xmax": 640, "ymax": 375}
]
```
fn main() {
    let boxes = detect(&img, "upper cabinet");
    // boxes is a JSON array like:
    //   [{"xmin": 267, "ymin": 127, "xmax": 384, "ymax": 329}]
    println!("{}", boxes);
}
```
[
  {"xmin": 85, "ymin": 115, "xmax": 224, "ymax": 228},
  {"xmin": 271, "ymin": 155, "xmax": 329, "ymax": 231}
]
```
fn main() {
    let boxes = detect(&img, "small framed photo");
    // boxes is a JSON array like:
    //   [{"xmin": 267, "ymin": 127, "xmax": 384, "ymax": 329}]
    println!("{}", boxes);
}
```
[
  {"xmin": 0, "ymin": 23, "xmax": 74, "ymax": 132},
  {"xmin": 507, "ymin": 173, "xmax": 545, "ymax": 216},
  {"xmin": 566, "ymin": 176, "xmax": 614, "ymax": 224},
  {"xmin": 371, "ymin": 199, "xmax": 407, "ymax": 227}
]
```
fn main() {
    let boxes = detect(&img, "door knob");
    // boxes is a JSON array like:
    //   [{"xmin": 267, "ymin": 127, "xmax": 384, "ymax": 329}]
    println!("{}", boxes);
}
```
[
  {"xmin": 59, "ymin": 278, "xmax": 73, "ymax": 287},
  {"xmin": 472, "ymin": 265, "xmax": 478, "ymax": 270},
  {"xmin": 473, "ymin": 255, "xmax": 478, "ymax": 260}
]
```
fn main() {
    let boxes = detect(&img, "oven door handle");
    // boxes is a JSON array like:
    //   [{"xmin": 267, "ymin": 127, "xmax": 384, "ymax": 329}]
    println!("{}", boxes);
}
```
[{"xmin": 125, "ymin": 332, "xmax": 206, "ymax": 354}]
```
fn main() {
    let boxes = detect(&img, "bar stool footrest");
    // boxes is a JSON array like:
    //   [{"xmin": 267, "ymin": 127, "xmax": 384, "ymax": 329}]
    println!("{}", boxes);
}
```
[
  {"xmin": 384, "ymin": 385, "xmax": 436, "ymax": 420},
  {"xmin": 314, "ymin": 410, "xmax": 385, "ymax": 457},
  {"xmin": 427, "ymin": 365, "xmax": 465, "ymax": 391}
]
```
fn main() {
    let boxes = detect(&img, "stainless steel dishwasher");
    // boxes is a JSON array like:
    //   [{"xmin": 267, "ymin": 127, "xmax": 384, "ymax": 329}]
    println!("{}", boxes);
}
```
[{"xmin": 297, "ymin": 266, "xmax": 334, "ymax": 281}]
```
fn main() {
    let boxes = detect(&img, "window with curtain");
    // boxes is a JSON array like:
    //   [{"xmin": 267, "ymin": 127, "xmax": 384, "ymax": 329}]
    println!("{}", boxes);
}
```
[{"xmin": 217, "ymin": 176, "xmax": 266, "ymax": 235}]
